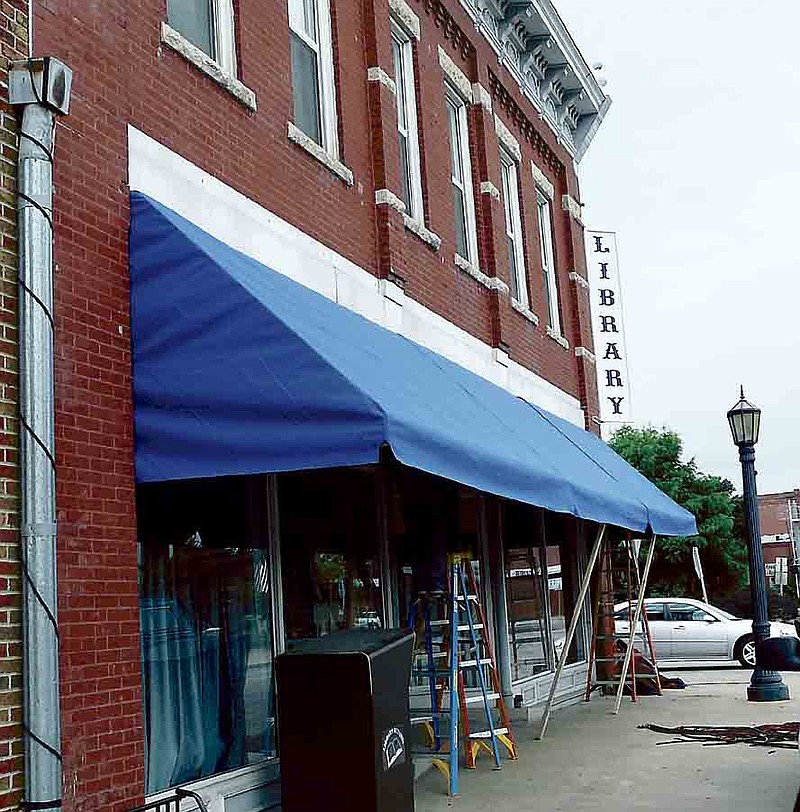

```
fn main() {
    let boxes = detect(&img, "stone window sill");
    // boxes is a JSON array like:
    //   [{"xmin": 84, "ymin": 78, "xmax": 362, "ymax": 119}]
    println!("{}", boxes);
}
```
[
  {"xmin": 546, "ymin": 325, "xmax": 570, "ymax": 349},
  {"xmin": 160, "ymin": 22, "xmax": 257, "ymax": 111},
  {"xmin": 404, "ymin": 215, "xmax": 441, "ymax": 251},
  {"xmin": 287, "ymin": 122, "xmax": 354, "ymax": 186},
  {"xmin": 454, "ymin": 254, "xmax": 509, "ymax": 295},
  {"xmin": 511, "ymin": 298, "xmax": 539, "ymax": 326}
]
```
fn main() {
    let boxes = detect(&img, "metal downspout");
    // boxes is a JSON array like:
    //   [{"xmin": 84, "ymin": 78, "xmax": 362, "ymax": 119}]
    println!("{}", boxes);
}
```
[{"xmin": 10, "ymin": 59, "xmax": 72, "ymax": 812}]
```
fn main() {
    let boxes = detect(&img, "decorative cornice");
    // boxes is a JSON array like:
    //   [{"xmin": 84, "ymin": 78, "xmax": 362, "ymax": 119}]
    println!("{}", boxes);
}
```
[
  {"xmin": 531, "ymin": 161, "xmax": 555, "ymax": 200},
  {"xmin": 562, "ymin": 193, "xmax": 583, "ymax": 225},
  {"xmin": 511, "ymin": 297, "xmax": 539, "ymax": 326},
  {"xmin": 438, "ymin": 45, "xmax": 472, "ymax": 99},
  {"xmin": 389, "ymin": 0, "xmax": 421, "ymax": 39},
  {"xmin": 367, "ymin": 66, "xmax": 397, "ymax": 94},
  {"xmin": 575, "ymin": 346, "xmax": 596, "ymax": 364},
  {"xmin": 569, "ymin": 270, "xmax": 590, "ymax": 290},
  {"xmin": 480, "ymin": 180, "xmax": 501, "ymax": 200},
  {"xmin": 417, "ymin": 0, "xmax": 475, "ymax": 61},
  {"xmin": 472, "ymin": 82, "xmax": 492, "ymax": 112},
  {"xmin": 494, "ymin": 114, "xmax": 521, "ymax": 162},
  {"xmin": 487, "ymin": 68, "xmax": 563, "ymax": 174},
  {"xmin": 451, "ymin": 0, "xmax": 610, "ymax": 162},
  {"xmin": 375, "ymin": 188, "xmax": 407, "ymax": 213},
  {"xmin": 404, "ymin": 214, "xmax": 442, "ymax": 250}
]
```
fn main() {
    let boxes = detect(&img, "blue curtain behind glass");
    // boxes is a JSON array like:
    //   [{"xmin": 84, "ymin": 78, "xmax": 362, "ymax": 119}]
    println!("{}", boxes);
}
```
[{"xmin": 140, "ymin": 548, "xmax": 252, "ymax": 794}]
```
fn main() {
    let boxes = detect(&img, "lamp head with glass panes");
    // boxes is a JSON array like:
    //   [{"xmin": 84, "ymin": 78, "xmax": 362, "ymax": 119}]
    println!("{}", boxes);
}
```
[{"xmin": 727, "ymin": 386, "xmax": 761, "ymax": 447}]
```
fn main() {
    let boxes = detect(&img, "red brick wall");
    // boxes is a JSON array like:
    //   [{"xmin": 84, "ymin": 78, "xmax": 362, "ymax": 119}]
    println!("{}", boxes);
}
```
[
  {"xmin": 758, "ymin": 491, "xmax": 798, "ymax": 537},
  {"xmin": 0, "ymin": 2, "xmax": 27, "ymax": 808},
  {"xmin": 32, "ymin": 0, "xmax": 601, "ymax": 808}
]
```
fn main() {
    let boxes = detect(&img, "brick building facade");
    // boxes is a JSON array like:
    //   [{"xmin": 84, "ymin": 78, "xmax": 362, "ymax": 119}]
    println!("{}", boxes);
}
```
[
  {"xmin": 758, "ymin": 489, "xmax": 800, "ymax": 591},
  {"xmin": 2, "ymin": 1, "xmax": 692, "ymax": 810}
]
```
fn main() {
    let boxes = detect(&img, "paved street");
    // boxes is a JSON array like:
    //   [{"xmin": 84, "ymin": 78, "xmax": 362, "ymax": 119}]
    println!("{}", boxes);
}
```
[{"xmin": 414, "ymin": 669, "xmax": 800, "ymax": 811}]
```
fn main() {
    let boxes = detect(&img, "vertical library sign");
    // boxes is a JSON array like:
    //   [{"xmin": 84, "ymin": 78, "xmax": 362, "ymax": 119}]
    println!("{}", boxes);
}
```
[{"xmin": 586, "ymin": 230, "xmax": 632, "ymax": 425}]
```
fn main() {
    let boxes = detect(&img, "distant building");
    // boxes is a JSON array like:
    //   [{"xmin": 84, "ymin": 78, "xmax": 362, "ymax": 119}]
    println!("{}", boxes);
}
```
[{"xmin": 758, "ymin": 490, "xmax": 800, "ymax": 591}]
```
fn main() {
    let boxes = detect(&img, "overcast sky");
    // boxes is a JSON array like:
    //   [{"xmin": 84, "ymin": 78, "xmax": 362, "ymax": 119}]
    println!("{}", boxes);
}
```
[{"xmin": 557, "ymin": 1, "xmax": 800, "ymax": 494}]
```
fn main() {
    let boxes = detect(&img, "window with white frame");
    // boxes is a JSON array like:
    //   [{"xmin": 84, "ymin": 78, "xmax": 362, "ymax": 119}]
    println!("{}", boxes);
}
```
[
  {"xmin": 536, "ymin": 189, "xmax": 561, "ymax": 334},
  {"xmin": 289, "ymin": 0, "xmax": 339, "ymax": 153},
  {"xmin": 445, "ymin": 87, "xmax": 478, "ymax": 265},
  {"xmin": 499, "ymin": 151, "xmax": 527, "ymax": 306},
  {"xmin": 391, "ymin": 23, "xmax": 423, "ymax": 222},
  {"xmin": 167, "ymin": 0, "xmax": 237, "ymax": 75}
]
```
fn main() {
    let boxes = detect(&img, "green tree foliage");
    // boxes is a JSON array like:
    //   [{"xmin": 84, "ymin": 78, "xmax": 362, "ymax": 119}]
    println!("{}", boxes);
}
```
[{"xmin": 609, "ymin": 426, "xmax": 748, "ymax": 598}]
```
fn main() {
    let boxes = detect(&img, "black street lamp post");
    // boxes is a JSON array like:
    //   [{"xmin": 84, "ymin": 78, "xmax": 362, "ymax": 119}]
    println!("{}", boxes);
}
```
[{"xmin": 727, "ymin": 387, "xmax": 790, "ymax": 701}]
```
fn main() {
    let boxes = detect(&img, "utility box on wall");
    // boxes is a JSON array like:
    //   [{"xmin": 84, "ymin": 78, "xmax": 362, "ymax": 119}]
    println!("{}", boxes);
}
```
[{"xmin": 276, "ymin": 629, "xmax": 415, "ymax": 812}]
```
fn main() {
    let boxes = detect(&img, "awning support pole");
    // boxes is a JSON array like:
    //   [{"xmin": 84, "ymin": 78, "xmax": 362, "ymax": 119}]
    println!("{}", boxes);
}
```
[
  {"xmin": 537, "ymin": 523, "xmax": 606, "ymax": 740},
  {"xmin": 613, "ymin": 533, "xmax": 657, "ymax": 714}
]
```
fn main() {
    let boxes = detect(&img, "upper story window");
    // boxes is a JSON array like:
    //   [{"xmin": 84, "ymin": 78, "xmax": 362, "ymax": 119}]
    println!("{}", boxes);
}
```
[
  {"xmin": 391, "ymin": 23, "xmax": 423, "ymax": 222},
  {"xmin": 445, "ymin": 86, "xmax": 478, "ymax": 267},
  {"xmin": 499, "ymin": 150, "xmax": 527, "ymax": 306},
  {"xmin": 167, "ymin": 0, "xmax": 237, "ymax": 75},
  {"xmin": 536, "ymin": 187, "xmax": 561, "ymax": 334},
  {"xmin": 289, "ymin": 0, "xmax": 339, "ymax": 155}
]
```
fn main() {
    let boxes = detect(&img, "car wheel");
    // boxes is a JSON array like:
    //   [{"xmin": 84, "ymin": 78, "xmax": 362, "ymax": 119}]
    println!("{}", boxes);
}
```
[{"xmin": 735, "ymin": 634, "xmax": 757, "ymax": 668}]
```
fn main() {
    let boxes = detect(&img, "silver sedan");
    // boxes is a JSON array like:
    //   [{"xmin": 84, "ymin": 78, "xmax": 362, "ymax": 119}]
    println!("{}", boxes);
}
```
[{"xmin": 614, "ymin": 597, "xmax": 797, "ymax": 667}]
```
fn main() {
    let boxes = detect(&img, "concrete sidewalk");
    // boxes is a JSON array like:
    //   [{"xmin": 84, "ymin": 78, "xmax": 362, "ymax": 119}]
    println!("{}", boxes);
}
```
[{"xmin": 414, "ymin": 669, "xmax": 800, "ymax": 811}]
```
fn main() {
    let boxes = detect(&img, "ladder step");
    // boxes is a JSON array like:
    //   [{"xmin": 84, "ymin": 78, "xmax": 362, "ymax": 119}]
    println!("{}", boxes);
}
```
[
  {"xmin": 460, "ymin": 658, "xmax": 493, "ymax": 668},
  {"xmin": 455, "ymin": 594, "xmax": 480, "ymax": 602},
  {"xmin": 457, "ymin": 624, "xmax": 484, "ymax": 631},
  {"xmin": 464, "ymin": 692, "xmax": 500, "ymax": 704},
  {"xmin": 469, "ymin": 727, "xmax": 508, "ymax": 739}
]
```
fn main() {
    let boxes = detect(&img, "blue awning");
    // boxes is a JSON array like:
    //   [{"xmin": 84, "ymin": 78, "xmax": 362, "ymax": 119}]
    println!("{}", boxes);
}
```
[{"xmin": 129, "ymin": 192, "xmax": 697, "ymax": 537}]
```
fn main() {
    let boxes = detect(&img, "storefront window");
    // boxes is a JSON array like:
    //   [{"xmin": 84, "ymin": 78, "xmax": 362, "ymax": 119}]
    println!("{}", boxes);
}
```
[
  {"xmin": 137, "ymin": 476, "xmax": 276, "ymax": 795},
  {"xmin": 505, "ymin": 545, "xmax": 550, "ymax": 680},
  {"xmin": 503, "ymin": 502, "xmax": 550, "ymax": 680},
  {"xmin": 502, "ymin": 505, "xmax": 587, "ymax": 680},
  {"xmin": 279, "ymin": 468, "xmax": 384, "ymax": 641},
  {"xmin": 546, "ymin": 514, "xmax": 586, "ymax": 665}
]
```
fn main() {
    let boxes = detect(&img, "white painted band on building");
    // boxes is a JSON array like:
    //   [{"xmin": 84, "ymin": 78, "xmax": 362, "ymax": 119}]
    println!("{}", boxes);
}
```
[{"xmin": 128, "ymin": 125, "xmax": 584, "ymax": 426}]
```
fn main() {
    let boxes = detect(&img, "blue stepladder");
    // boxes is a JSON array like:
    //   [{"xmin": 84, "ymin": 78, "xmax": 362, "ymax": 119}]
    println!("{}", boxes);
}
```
[
  {"xmin": 407, "ymin": 586, "xmax": 460, "ymax": 796},
  {"xmin": 407, "ymin": 560, "xmax": 516, "ymax": 797},
  {"xmin": 454, "ymin": 560, "xmax": 517, "ymax": 771}
]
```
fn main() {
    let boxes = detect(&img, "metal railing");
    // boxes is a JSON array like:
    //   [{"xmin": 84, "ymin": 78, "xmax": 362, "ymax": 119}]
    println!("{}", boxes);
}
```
[{"xmin": 126, "ymin": 788, "xmax": 209, "ymax": 812}]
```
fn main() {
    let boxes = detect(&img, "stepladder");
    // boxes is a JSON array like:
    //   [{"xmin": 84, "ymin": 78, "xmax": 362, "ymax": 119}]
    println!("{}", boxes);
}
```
[
  {"xmin": 586, "ymin": 535, "xmax": 661, "ymax": 705},
  {"xmin": 454, "ymin": 560, "xmax": 517, "ymax": 770},
  {"xmin": 408, "ymin": 559, "xmax": 517, "ymax": 794}
]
